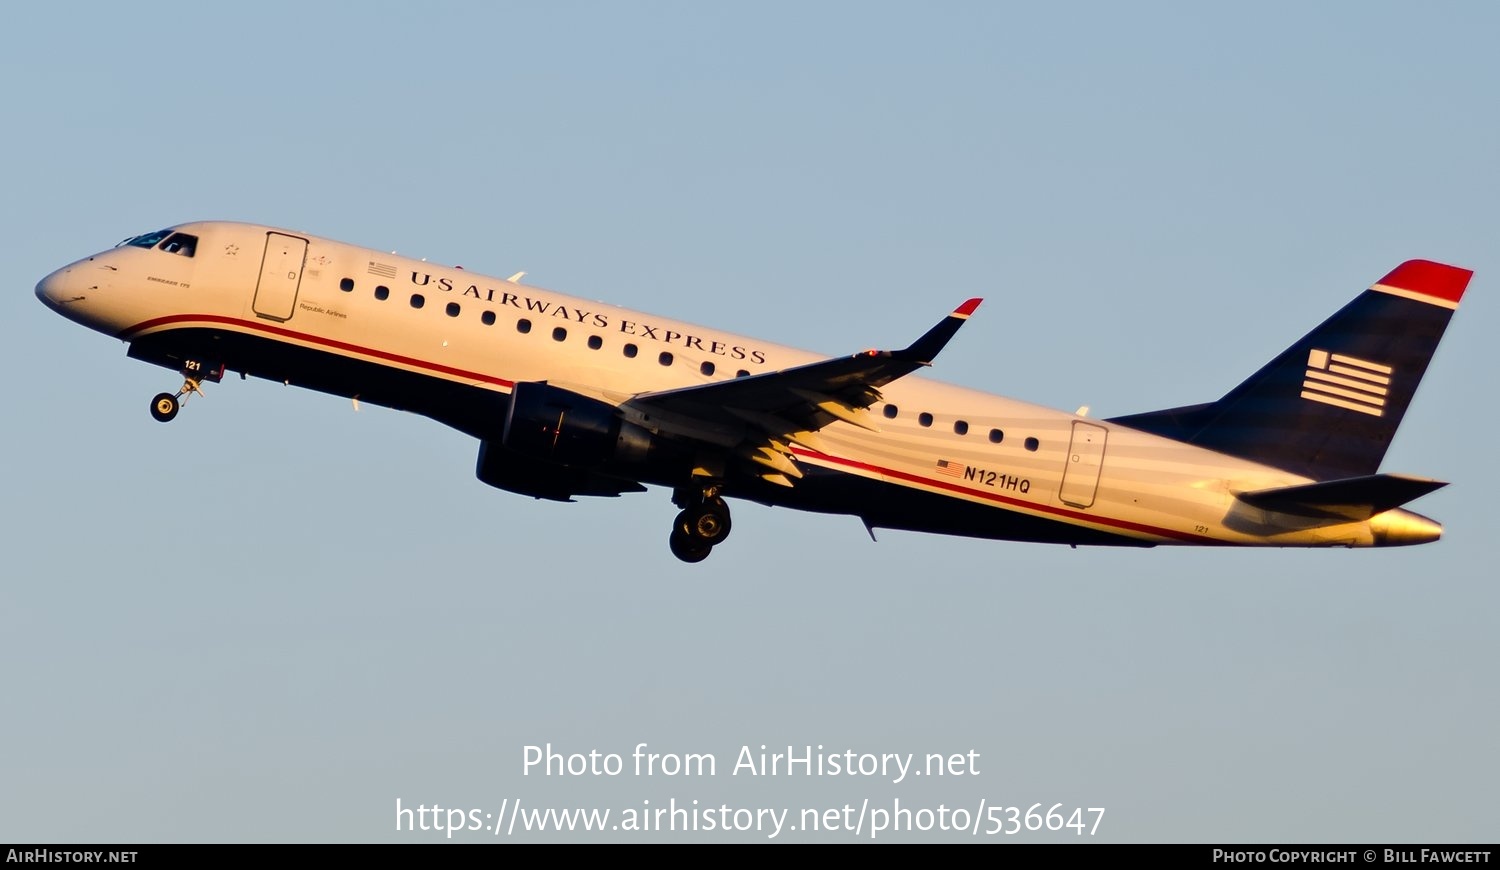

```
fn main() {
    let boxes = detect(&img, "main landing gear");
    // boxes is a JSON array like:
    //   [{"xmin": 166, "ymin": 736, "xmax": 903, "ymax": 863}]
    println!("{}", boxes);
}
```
[
  {"xmin": 668, "ymin": 484, "xmax": 732, "ymax": 564},
  {"xmin": 149, "ymin": 360, "xmax": 224, "ymax": 423}
]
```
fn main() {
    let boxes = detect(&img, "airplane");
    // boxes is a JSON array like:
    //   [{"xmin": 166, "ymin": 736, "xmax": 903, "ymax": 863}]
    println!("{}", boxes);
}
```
[{"xmin": 35, "ymin": 221, "xmax": 1470, "ymax": 562}]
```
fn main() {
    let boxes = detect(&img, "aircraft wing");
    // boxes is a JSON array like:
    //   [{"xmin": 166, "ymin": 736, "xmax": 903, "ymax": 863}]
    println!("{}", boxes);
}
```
[{"xmin": 621, "ymin": 299, "xmax": 981, "ymax": 485}]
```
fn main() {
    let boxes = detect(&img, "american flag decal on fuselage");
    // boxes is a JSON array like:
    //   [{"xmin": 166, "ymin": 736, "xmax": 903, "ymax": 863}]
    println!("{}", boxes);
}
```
[
  {"xmin": 935, "ymin": 459, "xmax": 966, "ymax": 478},
  {"xmin": 1301, "ymin": 349, "xmax": 1390, "ymax": 417}
]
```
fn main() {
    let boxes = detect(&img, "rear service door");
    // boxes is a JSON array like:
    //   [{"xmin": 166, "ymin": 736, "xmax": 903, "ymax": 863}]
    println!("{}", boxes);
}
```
[{"xmin": 1059, "ymin": 421, "xmax": 1108, "ymax": 508}]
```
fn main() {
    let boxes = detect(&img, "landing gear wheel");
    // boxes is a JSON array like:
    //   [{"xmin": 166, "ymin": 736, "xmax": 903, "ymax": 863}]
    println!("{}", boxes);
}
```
[
  {"xmin": 149, "ymin": 369, "xmax": 213, "ymax": 423},
  {"xmin": 686, "ymin": 498, "xmax": 732, "ymax": 545},
  {"xmin": 669, "ymin": 527, "xmax": 713, "ymax": 563},
  {"xmin": 150, "ymin": 392, "xmax": 180, "ymax": 423},
  {"xmin": 669, "ymin": 484, "xmax": 733, "ymax": 561}
]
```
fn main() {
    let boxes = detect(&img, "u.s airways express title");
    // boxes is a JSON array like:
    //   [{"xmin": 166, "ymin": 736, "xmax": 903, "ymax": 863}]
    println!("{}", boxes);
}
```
[{"xmin": 410, "ymin": 271, "xmax": 770, "ymax": 364}]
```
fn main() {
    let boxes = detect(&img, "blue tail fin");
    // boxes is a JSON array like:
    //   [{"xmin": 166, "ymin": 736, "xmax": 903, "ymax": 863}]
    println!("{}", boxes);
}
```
[{"xmin": 1108, "ymin": 260, "xmax": 1471, "ymax": 480}]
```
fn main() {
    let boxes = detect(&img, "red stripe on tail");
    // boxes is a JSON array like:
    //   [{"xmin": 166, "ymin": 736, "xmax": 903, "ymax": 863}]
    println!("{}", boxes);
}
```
[{"xmin": 1376, "ymin": 259, "xmax": 1472, "ymax": 305}]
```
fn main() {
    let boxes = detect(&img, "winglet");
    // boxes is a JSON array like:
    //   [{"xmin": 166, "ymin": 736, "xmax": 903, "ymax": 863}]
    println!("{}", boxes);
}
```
[{"xmin": 899, "ymin": 298, "xmax": 983, "ymax": 364}]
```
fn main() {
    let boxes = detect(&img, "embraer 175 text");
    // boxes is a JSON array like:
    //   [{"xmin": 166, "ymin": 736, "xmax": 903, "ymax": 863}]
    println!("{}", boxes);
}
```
[{"xmin": 37, "ymin": 222, "xmax": 1470, "ymax": 562}]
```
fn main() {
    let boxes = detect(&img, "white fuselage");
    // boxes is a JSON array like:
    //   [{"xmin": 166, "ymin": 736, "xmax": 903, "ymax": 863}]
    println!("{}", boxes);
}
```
[{"xmin": 35, "ymin": 221, "xmax": 1440, "ymax": 548}]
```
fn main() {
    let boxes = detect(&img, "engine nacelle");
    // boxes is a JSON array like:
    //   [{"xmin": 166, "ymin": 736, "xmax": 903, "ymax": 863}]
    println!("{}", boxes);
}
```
[
  {"xmin": 501, "ymin": 381, "xmax": 656, "ymax": 467},
  {"xmin": 476, "ymin": 382, "xmax": 677, "ymax": 500},
  {"xmin": 475, "ymin": 439, "xmax": 645, "ymax": 501}
]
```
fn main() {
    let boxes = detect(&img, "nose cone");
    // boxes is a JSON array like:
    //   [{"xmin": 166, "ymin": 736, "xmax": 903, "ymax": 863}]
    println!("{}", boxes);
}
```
[
  {"xmin": 36, "ymin": 262, "xmax": 88, "ymax": 316},
  {"xmin": 35, "ymin": 267, "xmax": 65, "ymax": 309},
  {"xmin": 35, "ymin": 260, "xmax": 110, "ymax": 331}
]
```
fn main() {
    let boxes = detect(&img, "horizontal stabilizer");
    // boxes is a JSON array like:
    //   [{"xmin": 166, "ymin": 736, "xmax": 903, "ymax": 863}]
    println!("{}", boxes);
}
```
[{"xmin": 1236, "ymin": 473, "xmax": 1448, "ymax": 521}]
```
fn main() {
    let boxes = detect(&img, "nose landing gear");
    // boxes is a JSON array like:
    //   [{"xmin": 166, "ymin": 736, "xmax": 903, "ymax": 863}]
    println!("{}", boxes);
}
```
[
  {"xmin": 668, "ymin": 485, "xmax": 733, "ymax": 563},
  {"xmin": 149, "ymin": 391, "xmax": 182, "ymax": 422},
  {"xmin": 149, "ymin": 360, "xmax": 224, "ymax": 422}
]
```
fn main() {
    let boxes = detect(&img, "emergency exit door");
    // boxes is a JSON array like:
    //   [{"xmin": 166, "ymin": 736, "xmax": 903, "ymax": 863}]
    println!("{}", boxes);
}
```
[
  {"xmin": 252, "ymin": 232, "xmax": 308, "ymax": 321},
  {"xmin": 1058, "ymin": 421, "xmax": 1108, "ymax": 508}
]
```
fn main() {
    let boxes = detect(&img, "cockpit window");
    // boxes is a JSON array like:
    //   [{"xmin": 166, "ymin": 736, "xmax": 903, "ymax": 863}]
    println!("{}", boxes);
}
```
[
  {"xmin": 113, "ymin": 229, "xmax": 198, "ymax": 257},
  {"xmin": 159, "ymin": 233, "xmax": 197, "ymax": 257},
  {"xmin": 118, "ymin": 228, "xmax": 174, "ymax": 249}
]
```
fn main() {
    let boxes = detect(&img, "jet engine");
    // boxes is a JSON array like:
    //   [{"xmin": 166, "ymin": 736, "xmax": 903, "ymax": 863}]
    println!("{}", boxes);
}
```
[
  {"xmin": 474, "ymin": 381, "xmax": 679, "ymax": 500},
  {"xmin": 503, "ymin": 381, "xmax": 660, "ymax": 465}
]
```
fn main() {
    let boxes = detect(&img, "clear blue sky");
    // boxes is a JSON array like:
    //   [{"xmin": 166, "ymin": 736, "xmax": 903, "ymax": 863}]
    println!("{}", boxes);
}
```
[{"xmin": 3, "ymin": 2, "xmax": 1496, "ymax": 843}]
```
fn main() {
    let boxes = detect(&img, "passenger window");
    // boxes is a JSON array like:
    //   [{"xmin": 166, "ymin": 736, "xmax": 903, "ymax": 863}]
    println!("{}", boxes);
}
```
[
  {"xmin": 736, "ymin": 369, "xmax": 750, "ymax": 378},
  {"xmin": 988, "ymin": 428, "xmax": 1004, "ymax": 444},
  {"xmin": 517, "ymin": 319, "xmax": 532, "ymax": 334},
  {"xmin": 481, "ymin": 311, "xmax": 496, "ymax": 326},
  {"xmin": 410, "ymin": 294, "xmax": 425, "ymax": 309},
  {"xmin": 659, "ymin": 352, "xmax": 674, "ymax": 366},
  {"xmin": 918, "ymin": 412, "xmax": 933, "ymax": 428},
  {"xmin": 374, "ymin": 286, "xmax": 389, "ymax": 301},
  {"xmin": 883, "ymin": 405, "xmax": 898, "ymax": 419},
  {"xmin": 1024, "ymin": 437, "xmax": 1039, "ymax": 451},
  {"xmin": 552, "ymin": 327, "xmax": 567, "ymax": 342},
  {"xmin": 446, "ymin": 302, "xmax": 461, "ymax": 317},
  {"xmin": 588, "ymin": 335, "xmax": 603, "ymax": 350},
  {"xmin": 623, "ymin": 343, "xmax": 638, "ymax": 358},
  {"xmin": 700, "ymin": 361, "xmax": 715, "ymax": 376},
  {"xmin": 954, "ymin": 420, "xmax": 969, "ymax": 436},
  {"xmin": 340, "ymin": 278, "xmax": 354, "ymax": 292}
]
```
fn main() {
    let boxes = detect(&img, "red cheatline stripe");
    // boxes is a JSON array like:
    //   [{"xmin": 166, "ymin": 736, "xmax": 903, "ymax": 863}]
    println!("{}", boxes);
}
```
[
  {"xmin": 790, "ymin": 447, "xmax": 1210, "ymax": 544},
  {"xmin": 120, "ymin": 314, "xmax": 515, "ymax": 388},
  {"xmin": 120, "ymin": 314, "xmax": 1207, "ymax": 543},
  {"xmin": 1374, "ymin": 259, "xmax": 1472, "ymax": 304}
]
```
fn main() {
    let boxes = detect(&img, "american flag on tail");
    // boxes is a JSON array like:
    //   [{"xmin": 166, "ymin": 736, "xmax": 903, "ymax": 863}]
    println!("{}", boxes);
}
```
[{"xmin": 1301, "ymin": 348, "xmax": 1390, "ymax": 417}]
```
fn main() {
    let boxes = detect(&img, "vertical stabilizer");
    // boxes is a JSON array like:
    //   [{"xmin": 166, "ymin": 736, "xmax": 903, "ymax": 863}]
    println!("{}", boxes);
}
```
[{"xmin": 1109, "ymin": 260, "xmax": 1471, "ymax": 480}]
